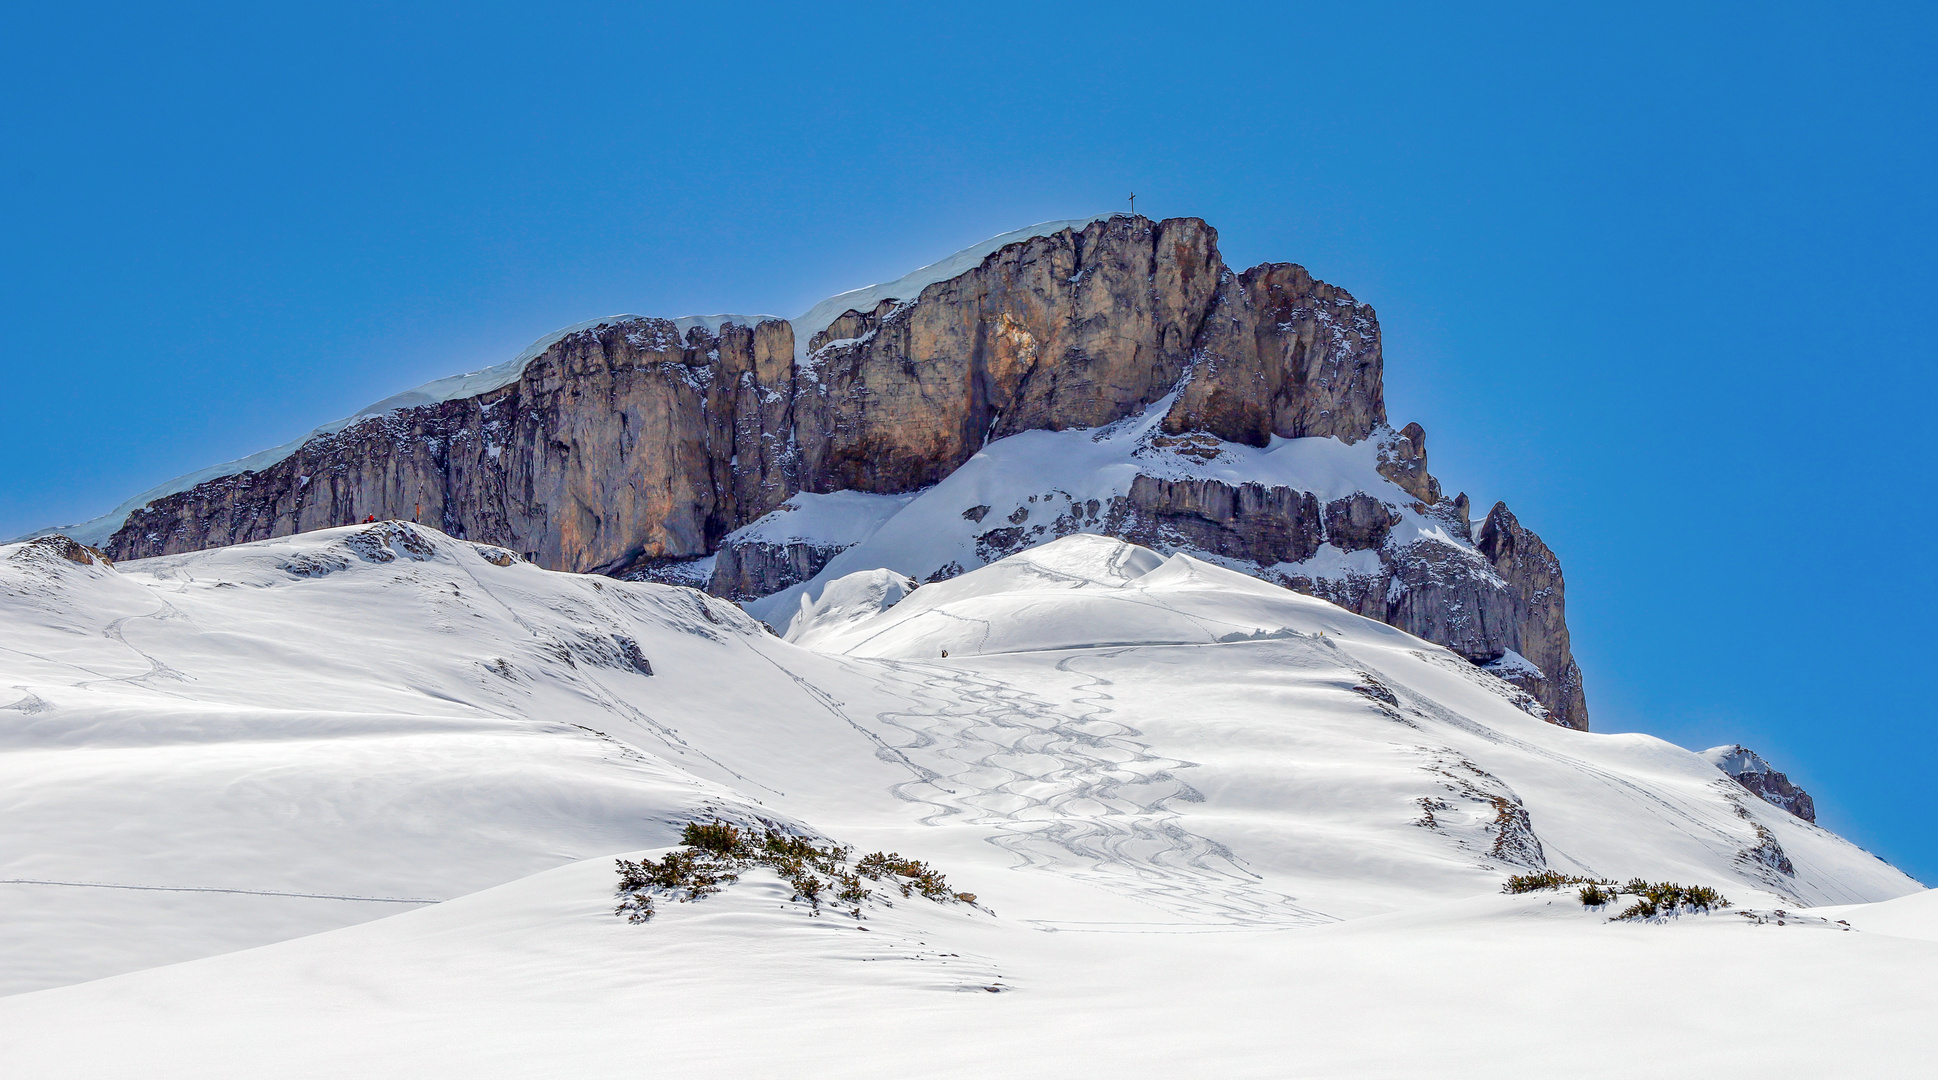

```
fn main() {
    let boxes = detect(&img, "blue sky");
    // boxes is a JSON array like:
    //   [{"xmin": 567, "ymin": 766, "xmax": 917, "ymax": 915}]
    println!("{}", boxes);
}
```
[{"xmin": 4, "ymin": 3, "xmax": 1934, "ymax": 879}]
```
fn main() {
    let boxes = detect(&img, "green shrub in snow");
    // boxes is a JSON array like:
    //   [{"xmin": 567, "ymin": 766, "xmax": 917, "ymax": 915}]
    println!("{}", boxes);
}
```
[
  {"xmin": 1499, "ymin": 872, "xmax": 1730, "ymax": 919},
  {"xmin": 614, "ymin": 819, "xmax": 977, "ymax": 923}
]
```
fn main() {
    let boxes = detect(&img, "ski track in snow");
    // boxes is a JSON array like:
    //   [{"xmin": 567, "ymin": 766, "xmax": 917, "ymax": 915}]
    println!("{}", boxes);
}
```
[{"xmin": 842, "ymin": 651, "xmax": 1329, "ymax": 928}]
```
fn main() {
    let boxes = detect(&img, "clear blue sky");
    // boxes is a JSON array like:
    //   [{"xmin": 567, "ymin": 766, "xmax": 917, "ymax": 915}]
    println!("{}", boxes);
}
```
[{"xmin": 4, "ymin": 3, "xmax": 1933, "ymax": 880}]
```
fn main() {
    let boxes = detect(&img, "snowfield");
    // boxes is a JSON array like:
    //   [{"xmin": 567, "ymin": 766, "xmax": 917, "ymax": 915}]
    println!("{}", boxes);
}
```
[{"xmin": 0, "ymin": 524, "xmax": 1930, "ymax": 1076}]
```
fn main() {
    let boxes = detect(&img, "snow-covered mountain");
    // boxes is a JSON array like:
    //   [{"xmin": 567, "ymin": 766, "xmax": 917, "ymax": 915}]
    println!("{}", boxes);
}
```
[
  {"xmin": 22, "ymin": 215, "xmax": 1588, "ymax": 726},
  {"xmin": 1, "ymin": 523, "xmax": 1926, "ymax": 1076},
  {"xmin": 5, "ymin": 216, "xmax": 1933, "ymax": 1074}
]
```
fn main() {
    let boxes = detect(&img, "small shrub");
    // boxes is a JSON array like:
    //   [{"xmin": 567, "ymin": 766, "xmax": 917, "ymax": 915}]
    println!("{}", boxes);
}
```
[
  {"xmin": 789, "ymin": 872, "xmax": 824, "ymax": 912},
  {"xmin": 856, "ymin": 851, "xmax": 960, "ymax": 901},
  {"xmin": 1612, "ymin": 881, "xmax": 1730, "ymax": 920},
  {"xmin": 1500, "ymin": 872, "xmax": 1728, "ymax": 919},
  {"xmin": 1503, "ymin": 870, "xmax": 1610, "ymax": 895},
  {"xmin": 616, "ymin": 820, "xmax": 974, "ymax": 923},
  {"xmin": 681, "ymin": 820, "xmax": 749, "ymax": 858},
  {"xmin": 614, "ymin": 891, "xmax": 655, "ymax": 924}
]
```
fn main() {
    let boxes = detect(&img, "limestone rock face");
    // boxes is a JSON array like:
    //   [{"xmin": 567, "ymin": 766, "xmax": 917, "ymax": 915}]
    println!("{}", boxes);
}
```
[
  {"xmin": 793, "ymin": 216, "xmax": 1226, "ymax": 493},
  {"xmin": 1116, "ymin": 476, "xmax": 1323, "ymax": 566},
  {"xmin": 710, "ymin": 540, "xmax": 844, "ymax": 603},
  {"xmin": 1475, "ymin": 502, "xmax": 1589, "ymax": 730},
  {"xmin": 112, "ymin": 317, "xmax": 799, "ymax": 574},
  {"xmin": 108, "ymin": 215, "xmax": 1384, "ymax": 569},
  {"xmin": 1162, "ymin": 262, "xmax": 1385, "ymax": 446}
]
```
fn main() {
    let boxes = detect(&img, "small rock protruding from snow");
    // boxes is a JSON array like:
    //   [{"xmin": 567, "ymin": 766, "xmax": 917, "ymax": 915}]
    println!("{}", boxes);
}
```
[
  {"xmin": 1704, "ymin": 744, "xmax": 1818, "ymax": 823},
  {"xmin": 784, "ymin": 569, "xmax": 921, "ymax": 651},
  {"xmin": 7, "ymin": 534, "xmax": 114, "ymax": 569}
]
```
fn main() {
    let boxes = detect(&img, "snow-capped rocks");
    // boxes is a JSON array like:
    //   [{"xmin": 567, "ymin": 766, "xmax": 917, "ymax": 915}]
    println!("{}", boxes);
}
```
[
  {"xmin": 709, "ymin": 540, "xmax": 846, "ymax": 602},
  {"xmin": 1705, "ymin": 744, "xmax": 1818, "ymax": 822},
  {"xmin": 7, "ymin": 534, "xmax": 113, "ymax": 568},
  {"xmin": 1376, "ymin": 422, "xmax": 1438, "ymax": 504}
]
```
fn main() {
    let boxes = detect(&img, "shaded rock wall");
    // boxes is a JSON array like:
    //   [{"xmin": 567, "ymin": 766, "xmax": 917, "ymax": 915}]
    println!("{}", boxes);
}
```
[
  {"xmin": 1475, "ymin": 503, "xmax": 1589, "ymax": 730},
  {"xmin": 710, "ymin": 540, "xmax": 845, "ymax": 603},
  {"xmin": 113, "ymin": 318, "xmax": 798, "ymax": 573}
]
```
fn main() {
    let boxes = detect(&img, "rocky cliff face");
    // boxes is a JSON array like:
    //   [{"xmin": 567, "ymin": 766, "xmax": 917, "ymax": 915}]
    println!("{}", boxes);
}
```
[
  {"xmin": 96, "ymin": 214, "xmax": 1589, "ymax": 728},
  {"xmin": 1704, "ymin": 745, "xmax": 1818, "ymax": 822},
  {"xmin": 114, "ymin": 318, "xmax": 799, "ymax": 574}
]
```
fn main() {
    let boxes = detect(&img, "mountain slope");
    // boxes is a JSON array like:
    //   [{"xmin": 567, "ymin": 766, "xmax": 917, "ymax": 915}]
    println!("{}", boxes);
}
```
[
  {"xmin": 0, "ymin": 525, "xmax": 1913, "ymax": 999},
  {"xmin": 3, "ymin": 851, "xmax": 1934, "ymax": 1080}
]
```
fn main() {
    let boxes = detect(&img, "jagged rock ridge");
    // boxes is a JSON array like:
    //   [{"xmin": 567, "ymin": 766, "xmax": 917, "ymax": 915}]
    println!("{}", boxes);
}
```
[
  {"xmin": 1705, "ymin": 745, "xmax": 1818, "ymax": 822},
  {"xmin": 89, "ymin": 214, "xmax": 1588, "ymax": 727}
]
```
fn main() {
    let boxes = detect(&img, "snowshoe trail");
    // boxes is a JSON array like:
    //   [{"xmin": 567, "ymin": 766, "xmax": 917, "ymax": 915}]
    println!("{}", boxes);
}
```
[{"xmin": 854, "ymin": 652, "xmax": 1329, "ymax": 928}]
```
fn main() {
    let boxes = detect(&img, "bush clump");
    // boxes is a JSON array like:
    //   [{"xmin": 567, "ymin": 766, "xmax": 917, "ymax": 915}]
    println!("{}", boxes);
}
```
[
  {"xmin": 1502, "ymin": 870, "xmax": 1612, "ymax": 894},
  {"xmin": 1578, "ymin": 882, "xmax": 1617, "ymax": 906},
  {"xmin": 1610, "ymin": 879, "xmax": 1730, "ymax": 920},
  {"xmin": 1500, "ymin": 871, "xmax": 1729, "ymax": 920},
  {"xmin": 615, "ymin": 819, "xmax": 976, "ymax": 923}
]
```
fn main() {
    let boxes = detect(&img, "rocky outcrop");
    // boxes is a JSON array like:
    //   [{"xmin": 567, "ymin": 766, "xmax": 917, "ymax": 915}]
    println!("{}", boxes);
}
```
[
  {"xmin": 1116, "ymin": 477, "xmax": 1323, "ymax": 566},
  {"xmin": 9, "ymin": 535, "xmax": 112, "ymax": 568},
  {"xmin": 710, "ymin": 540, "xmax": 845, "ymax": 603},
  {"xmin": 1160, "ymin": 261, "xmax": 1385, "ymax": 446},
  {"xmin": 93, "ymin": 213, "xmax": 1589, "ymax": 728},
  {"xmin": 108, "ymin": 216, "xmax": 1391, "ymax": 570},
  {"xmin": 1376, "ymin": 423, "xmax": 1439, "ymax": 504},
  {"xmin": 1475, "ymin": 503, "xmax": 1588, "ymax": 730},
  {"xmin": 1705, "ymin": 745, "xmax": 1818, "ymax": 822},
  {"xmin": 1089, "ymin": 464, "xmax": 1584, "ymax": 729},
  {"xmin": 113, "ymin": 318, "xmax": 799, "ymax": 574},
  {"xmin": 1323, "ymin": 493, "xmax": 1399, "ymax": 552}
]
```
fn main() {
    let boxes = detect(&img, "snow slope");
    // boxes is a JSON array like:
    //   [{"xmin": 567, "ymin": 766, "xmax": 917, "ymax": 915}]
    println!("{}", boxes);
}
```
[
  {"xmin": 1, "ymin": 525, "xmax": 1927, "ymax": 1072},
  {"xmin": 1, "ymin": 843, "xmax": 1933, "ymax": 1077}
]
